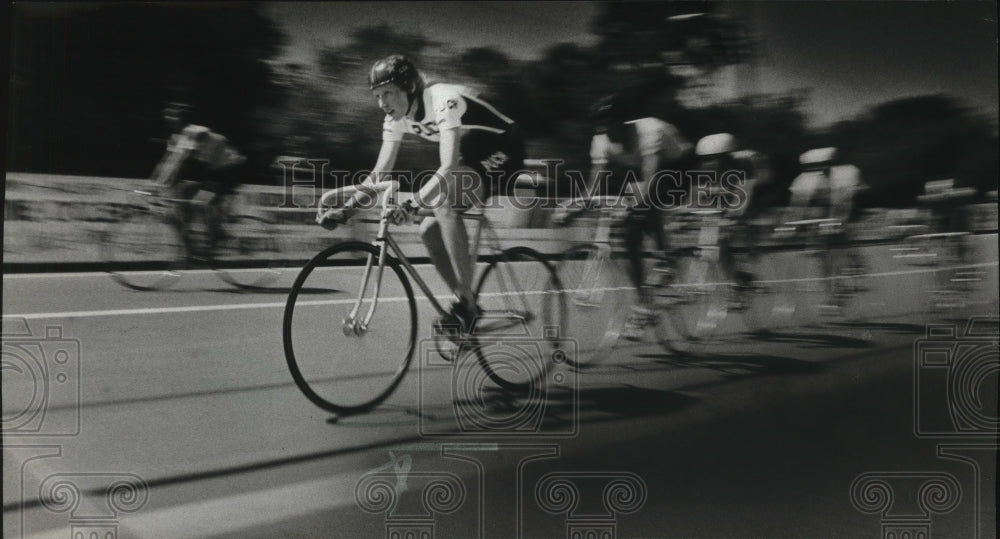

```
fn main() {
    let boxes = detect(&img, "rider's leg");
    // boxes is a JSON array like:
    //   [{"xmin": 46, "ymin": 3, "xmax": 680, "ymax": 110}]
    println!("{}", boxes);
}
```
[
  {"xmin": 168, "ymin": 181, "xmax": 201, "ymax": 259},
  {"xmin": 419, "ymin": 216, "xmax": 462, "ymax": 295},
  {"xmin": 623, "ymin": 206, "xmax": 652, "ymax": 307},
  {"xmin": 415, "ymin": 166, "xmax": 484, "ymax": 307},
  {"xmin": 205, "ymin": 186, "xmax": 231, "ymax": 254}
]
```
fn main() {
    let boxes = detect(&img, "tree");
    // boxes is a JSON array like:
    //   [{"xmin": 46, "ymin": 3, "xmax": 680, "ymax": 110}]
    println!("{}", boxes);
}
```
[
  {"xmin": 591, "ymin": 1, "xmax": 754, "ymax": 71},
  {"xmin": 827, "ymin": 94, "xmax": 999, "ymax": 206},
  {"xmin": 9, "ymin": 4, "xmax": 287, "ymax": 179}
]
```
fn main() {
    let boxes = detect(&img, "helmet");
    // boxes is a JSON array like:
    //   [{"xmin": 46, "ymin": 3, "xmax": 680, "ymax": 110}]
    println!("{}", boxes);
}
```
[
  {"xmin": 800, "ymin": 147, "xmax": 838, "ymax": 167},
  {"xmin": 369, "ymin": 55, "xmax": 423, "ymax": 95},
  {"xmin": 589, "ymin": 94, "xmax": 624, "ymax": 132},
  {"xmin": 695, "ymin": 133, "xmax": 738, "ymax": 156}
]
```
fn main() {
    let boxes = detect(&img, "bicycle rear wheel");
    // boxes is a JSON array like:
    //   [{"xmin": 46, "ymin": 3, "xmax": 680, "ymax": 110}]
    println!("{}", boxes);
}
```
[
  {"xmin": 214, "ymin": 213, "xmax": 285, "ymax": 289},
  {"xmin": 470, "ymin": 246, "xmax": 567, "ymax": 393},
  {"xmin": 283, "ymin": 242, "xmax": 417, "ymax": 415},
  {"xmin": 99, "ymin": 197, "xmax": 184, "ymax": 291},
  {"xmin": 820, "ymin": 247, "xmax": 869, "ymax": 320},
  {"xmin": 553, "ymin": 243, "xmax": 631, "ymax": 368},
  {"xmin": 738, "ymin": 252, "xmax": 797, "ymax": 333},
  {"xmin": 654, "ymin": 251, "xmax": 731, "ymax": 356}
]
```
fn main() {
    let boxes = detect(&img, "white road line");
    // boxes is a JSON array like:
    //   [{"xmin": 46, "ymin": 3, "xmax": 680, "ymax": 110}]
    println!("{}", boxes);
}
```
[
  {"xmin": 0, "ymin": 298, "xmax": 403, "ymax": 320},
  {"xmin": 2, "ymin": 261, "xmax": 995, "ymax": 321},
  {"xmin": 0, "ymin": 290, "xmax": 547, "ymax": 321}
]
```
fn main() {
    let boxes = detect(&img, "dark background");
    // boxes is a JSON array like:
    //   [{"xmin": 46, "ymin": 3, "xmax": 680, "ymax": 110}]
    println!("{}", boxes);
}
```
[{"xmin": 7, "ymin": 2, "xmax": 998, "ymax": 207}]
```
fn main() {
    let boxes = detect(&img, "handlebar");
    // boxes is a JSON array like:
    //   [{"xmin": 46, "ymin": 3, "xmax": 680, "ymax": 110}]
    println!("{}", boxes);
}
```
[{"xmin": 319, "ymin": 180, "xmax": 400, "ymax": 209}]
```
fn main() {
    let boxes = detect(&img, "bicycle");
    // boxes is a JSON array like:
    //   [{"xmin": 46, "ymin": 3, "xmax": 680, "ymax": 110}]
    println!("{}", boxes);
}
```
[
  {"xmin": 554, "ymin": 198, "xmax": 789, "ymax": 361},
  {"xmin": 552, "ymin": 197, "xmax": 636, "ymax": 366},
  {"xmin": 771, "ymin": 217, "xmax": 869, "ymax": 321},
  {"xmin": 98, "ymin": 182, "xmax": 285, "ymax": 291},
  {"xmin": 282, "ymin": 180, "xmax": 566, "ymax": 416},
  {"xmin": 894, "ymin": 183, "xmax": 984, "ymax": 315}
]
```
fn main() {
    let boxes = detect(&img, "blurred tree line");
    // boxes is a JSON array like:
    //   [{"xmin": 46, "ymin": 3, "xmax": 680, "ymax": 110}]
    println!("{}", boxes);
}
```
[{"xmin": 8, "ymin": 2, "xmax": 997, "ymax": 206}]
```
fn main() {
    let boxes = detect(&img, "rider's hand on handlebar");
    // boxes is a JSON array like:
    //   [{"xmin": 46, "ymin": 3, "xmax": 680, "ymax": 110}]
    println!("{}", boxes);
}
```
[
  {"xmin": 317, "ymin": 206, "xmax": 356, "ymax": 230},
  {"xmin": 387, "ymin": 200, "xmax": 419, "ymax": 226}
]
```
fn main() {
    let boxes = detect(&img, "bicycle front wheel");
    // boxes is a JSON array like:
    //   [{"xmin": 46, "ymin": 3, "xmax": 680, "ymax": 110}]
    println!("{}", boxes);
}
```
[
  {"xmin": 655, "ymin": 251, "xmax": 731, "ymax": 356},
  {"xmin": 821, "ymin": 247, "xmax": 869, "ymax": 320},
  {"xmin": 283, "ymin": 242, "xmax": 417, "ymax": 415},
  {"xmin": 553, "ymin": 243, "xmax": 631, "ymax": 368},
  {"xmin": 214, "ymin": 213, "xmax": 285, "ymax": 289},
  {"xmin": 471, "ymin": 247, "xmax": 567, "ymax": 392},
  {"xmin": 99, "ymin": 200, "xmax": 184, "ymax": 291}
]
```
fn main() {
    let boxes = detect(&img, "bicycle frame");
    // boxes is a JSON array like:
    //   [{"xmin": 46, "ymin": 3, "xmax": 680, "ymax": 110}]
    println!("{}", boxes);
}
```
[{"xmin": 336, "ymin": 181, "xmax": 512, "ymax": 333}]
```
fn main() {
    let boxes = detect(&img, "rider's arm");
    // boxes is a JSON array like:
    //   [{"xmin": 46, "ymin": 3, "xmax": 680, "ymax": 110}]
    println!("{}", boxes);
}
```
[
  {"xmin": 415, "ymin": 126, "xmax": 461, "ymax": 206},
  {"xmin": 415, "ymin": 90, "xmax": 465, "ymax": 207},
  {"xmin": 635, "ymin": 152, "xmax": 661, "ymax": 206},
  {"xmin": 634, "ymin": 119, "xmax": 688, "ymax": 206},
  {"xmin": 343, "ymin": 139, "xmax": 402, "ymax": 210},
  {"xmin": 152, "ymin": 145, "xmax": 191, "ymax": 187},
  {"xmin": 582, "ymin": 134, "xmax": 611, "ymax": 200}
]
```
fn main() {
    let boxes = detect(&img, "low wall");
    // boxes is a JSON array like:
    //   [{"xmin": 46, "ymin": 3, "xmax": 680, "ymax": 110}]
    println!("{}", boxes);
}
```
[{"xmin": 4, "ymin": 172, "xmax": 998, "ymax": 268}]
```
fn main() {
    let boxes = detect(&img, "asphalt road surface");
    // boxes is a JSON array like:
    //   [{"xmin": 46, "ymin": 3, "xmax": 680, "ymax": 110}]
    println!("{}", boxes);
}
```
[{"xmin": 3, "ymin": 241, "xmax": 998, "ymax": 539}]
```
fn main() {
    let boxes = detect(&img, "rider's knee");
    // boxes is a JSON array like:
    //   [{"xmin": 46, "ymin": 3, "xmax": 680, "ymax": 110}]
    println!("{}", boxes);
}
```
[{"xmin": 419, "ymin": 216, "xmax": 439, "ymax": 239}]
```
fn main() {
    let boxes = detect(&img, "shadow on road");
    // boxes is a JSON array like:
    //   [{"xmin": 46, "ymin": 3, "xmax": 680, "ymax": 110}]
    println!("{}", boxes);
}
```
[
  {"xmin": 195, "ymin": 286, "xmax": 342, "ymax": 295},
  {"xmin": 635, "ymin": 351, "xmax": 828, "ymax": 378},
  {"xmin": 741, "ymin": 328, "xmax": 877, "ymax": 349},
  {"xmin": 333, "ymin": 385, "xmax": 700, "ymax": 434},
  {"xmin": 825, "ymin": 321, "xmax": 927, "ymax": 335}
]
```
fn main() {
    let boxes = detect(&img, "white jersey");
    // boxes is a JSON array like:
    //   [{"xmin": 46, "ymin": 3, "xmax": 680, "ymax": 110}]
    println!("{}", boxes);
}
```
[
  {"xmin": 590, "ymin": 117, "xmax": 691, "ymax": 168},
  {"xmin": 168, "ymin": 125, "xmax": 243, "ymax": 170},
  {"xmin": 382, "ymin": 83, "xmax": 515, "ymax": 143},
  {"xmin": 788, "ymin": 164, "xmax": 863, "ymax": 207}
]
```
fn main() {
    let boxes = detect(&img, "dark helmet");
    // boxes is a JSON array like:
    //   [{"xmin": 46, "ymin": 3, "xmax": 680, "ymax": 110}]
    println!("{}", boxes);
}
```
[
  {"xmin": 369, "ymin": 55, "xmax": 424, "ymax": 96},
  {"xmin": 589, "ymin": 94, "xmax": 624, "ymax": 133}
]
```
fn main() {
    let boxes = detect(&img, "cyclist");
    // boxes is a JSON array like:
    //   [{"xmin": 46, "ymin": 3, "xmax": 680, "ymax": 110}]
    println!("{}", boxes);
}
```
[
  {"xmin": 788, "ymin": 147, "xmax": 865, "ymax": 226},
  {"xmin": 559, "ymin": 94, "xmax": 693, "ymax": 337},
  {"xmin": 693, "ymin": 133, "xmax": 773, "ymax": 296},
  {"xmin": 152, "ymin": 102, "xmax": 247, "ymax": 260},
  {"xmin": 318, "ymin": 55, "xmax": 525, "ymax": 335}
]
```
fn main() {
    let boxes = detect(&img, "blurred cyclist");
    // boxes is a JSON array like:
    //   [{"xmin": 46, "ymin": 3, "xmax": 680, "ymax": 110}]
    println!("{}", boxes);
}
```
[
  {"xmin": 693, "ymin": 133, "xmax": 773, "ymax": 293},
  {"xmin": 152, "ymin": 102, "xmax": 247, "ymax": 260},
  {"xmin": 318, "ymin": 55, "xmax": 525, "ymax": 336},
  {"xmin": 788, "ymin": 147, "xmax": 865, "ymax": 226},
  {"xmin": 567, "ymin": 94, "xmax": 693, "ymax": 337}
]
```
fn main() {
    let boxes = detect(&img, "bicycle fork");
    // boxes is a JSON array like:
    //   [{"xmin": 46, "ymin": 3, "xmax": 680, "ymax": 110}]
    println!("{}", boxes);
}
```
[{"xmin": 343, "ymin": 204, "xmax": 397, "ymax": 337}]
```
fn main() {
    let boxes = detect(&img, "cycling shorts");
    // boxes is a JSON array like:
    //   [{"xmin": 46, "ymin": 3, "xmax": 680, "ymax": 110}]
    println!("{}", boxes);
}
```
[
  {"xmin": 459, "ymin": 125, "xmax": 526, "ymax": 198},
  {"xmin": 178, "ymin": 158, "xmax": 243, "ymax": 195}
]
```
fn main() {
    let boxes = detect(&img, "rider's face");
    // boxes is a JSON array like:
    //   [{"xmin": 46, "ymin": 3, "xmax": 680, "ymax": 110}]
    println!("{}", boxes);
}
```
[{"xmin": 373, "ymin": 85, "xmax": 409, "ymax": 121}]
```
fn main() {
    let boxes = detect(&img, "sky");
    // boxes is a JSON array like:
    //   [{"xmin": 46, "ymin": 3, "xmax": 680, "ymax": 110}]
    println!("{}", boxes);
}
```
[{"xmin": 266, "ymin": 1, "xmax": 998, "ymax": 127}]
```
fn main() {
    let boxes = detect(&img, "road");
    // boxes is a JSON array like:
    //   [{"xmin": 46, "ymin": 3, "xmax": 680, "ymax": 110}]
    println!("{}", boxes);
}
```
[{"xmin": 3, "ymin": 239, "xmax": 998, "ymax": 538}]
